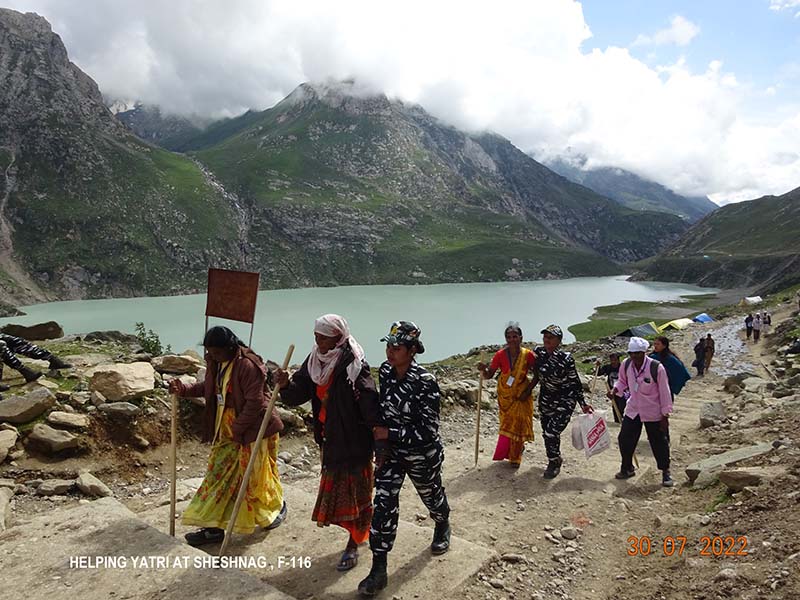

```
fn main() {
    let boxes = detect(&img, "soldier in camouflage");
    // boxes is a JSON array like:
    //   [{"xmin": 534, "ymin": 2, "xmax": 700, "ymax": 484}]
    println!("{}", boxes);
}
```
[{"xmin": 358, "ymin": 321, "xmax": 450, "ymax": 597}]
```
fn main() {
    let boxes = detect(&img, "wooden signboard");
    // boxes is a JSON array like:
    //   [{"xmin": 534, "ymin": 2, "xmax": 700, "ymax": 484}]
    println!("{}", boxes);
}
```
[{"xmin": 205, "ymin": 268, "xmax": 260, "ymax": 324}]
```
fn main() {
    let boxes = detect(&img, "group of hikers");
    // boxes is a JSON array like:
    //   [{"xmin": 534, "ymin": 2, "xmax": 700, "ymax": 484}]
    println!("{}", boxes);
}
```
[
  {"xmin": 163, "ymin": 316, "xmax": 695, "ymax": 597},
  {"xmin": 744, "ymin": 311, "xmax": 771, "ymax": 343},
  {"xmin": 169, "ymin": 317, "xmax": 447, "ymax": 596},
  {"xmin": 691, "ymin": 332, "xmax": 716, "ymax": 377}
]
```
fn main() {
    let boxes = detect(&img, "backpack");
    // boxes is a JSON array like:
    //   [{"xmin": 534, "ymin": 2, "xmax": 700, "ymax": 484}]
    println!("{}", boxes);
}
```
[{"xmin": 622, "ymin": 357, "xmax": 659, "ymax": 385}]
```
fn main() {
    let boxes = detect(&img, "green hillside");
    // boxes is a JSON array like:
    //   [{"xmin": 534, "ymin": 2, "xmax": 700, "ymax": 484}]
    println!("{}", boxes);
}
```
[{"xmin": 637, "ymin": 187, "xmax": 800, "ymax": 292}]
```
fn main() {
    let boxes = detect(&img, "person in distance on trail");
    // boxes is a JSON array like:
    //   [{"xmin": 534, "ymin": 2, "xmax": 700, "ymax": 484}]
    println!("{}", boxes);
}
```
[
  {"xmin": 595, "ymin": 352, "xmax": 626, "ymax": 423},
  {"xmin": 703, "ymin": 333, "xmax": 716, "ymax": 373},
  {"xmin": 0, "ymin": 333, "xmax": 72, "ymax": 397},
  {"xmin": 358, "ymin": 321, "xmax": 450, "ymax": 597},
  {"xmin": 650, "ymin": 337, "xmax": 691, "ymax": 403},
  {"xmin": 744, "ymin": 313, "xmax": 754, "ymax": 341},
  {"xmin": 692, "ymin": 336, "xmax": 706, "ymax": 376},
  {"xmin": 525, "ymin": 324, "xmax": 593, "ymax": 480},
  {"xmin": 274, "ymin": 314, "xmax": 382, "ymax": 572},
  {"xmin": 608, "ymin": 337, "xmax": 674, "ymax": 487},
  {"xmin": 761, "ymin": 311, "xmax": 771, "ymax": 336},
  {"xmin": 477, "ymin": 322, "xmax": 535, "ymax": 468},
  {"xmin": 168, "ymin": 326, "xmax": 285, "ymax": 546},
  {"xmin": 752, "ymin": 313, "xmax": 762, "ymax": 343}
]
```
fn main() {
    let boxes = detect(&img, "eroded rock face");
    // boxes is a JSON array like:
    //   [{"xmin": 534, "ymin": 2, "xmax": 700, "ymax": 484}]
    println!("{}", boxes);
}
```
[{"xmin": 87, "ymin": 362, "xmax": 155, "ymax": 401}]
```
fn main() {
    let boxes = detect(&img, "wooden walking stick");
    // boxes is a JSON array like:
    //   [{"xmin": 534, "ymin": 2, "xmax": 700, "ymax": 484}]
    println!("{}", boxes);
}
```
[
  {"xmin": 474, "ymin": 358, "xmax": 484, "ymax": 467},
  {"xmin": 169, "ymin": 393, "xmax": 178, "ymax": 536},
  {"xmin": 219, "ymin": 344, "xmax": 295, "ymax": 555},
  {"xmin": 590, "ymin": 362, "xmax": 600, "ymax": 395}
]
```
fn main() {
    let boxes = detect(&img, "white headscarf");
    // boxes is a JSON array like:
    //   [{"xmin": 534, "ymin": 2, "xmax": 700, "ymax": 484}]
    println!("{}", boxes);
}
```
[{"xmin": 307, "ymin": 314, "xmax": 366, "ymax": 388}]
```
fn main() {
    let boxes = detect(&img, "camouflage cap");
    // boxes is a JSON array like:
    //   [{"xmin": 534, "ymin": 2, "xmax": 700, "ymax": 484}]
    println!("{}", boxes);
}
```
[
  {"xmin": 380, "ymin": 320, "xmax": 425, "ymax": 354},
  {"xmin": 540, "ymin": 324, "xmax": 563, "ymax": 338}
]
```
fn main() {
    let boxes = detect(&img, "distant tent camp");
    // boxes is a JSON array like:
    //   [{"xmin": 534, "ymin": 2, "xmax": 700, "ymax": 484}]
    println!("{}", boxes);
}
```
[
  {"xmin": 616, "ymin": 322, "xmax": 660, "ymax": 338},
  {"xmin": 693, "ymin": 313, "xmax": 714, "ymax": 323},
  {"xmin": 740, "ymin": 296, "xmax": 763, "ymax": 306},
  {"xmin": 659, "ymin": 318, "xmax": 694, "ymax": 332}
]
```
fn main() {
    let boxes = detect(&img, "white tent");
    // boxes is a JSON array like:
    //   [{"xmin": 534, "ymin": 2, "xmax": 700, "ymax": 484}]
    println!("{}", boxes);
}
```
[{"xmin": 741, "ymin": 296, "xmax": 763, "ymax": 305}]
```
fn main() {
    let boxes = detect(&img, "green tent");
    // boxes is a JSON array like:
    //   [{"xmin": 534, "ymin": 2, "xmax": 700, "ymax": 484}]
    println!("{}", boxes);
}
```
[{"xmin": 616, "ymin": 321, "xmax": 659, "ymax": 338}]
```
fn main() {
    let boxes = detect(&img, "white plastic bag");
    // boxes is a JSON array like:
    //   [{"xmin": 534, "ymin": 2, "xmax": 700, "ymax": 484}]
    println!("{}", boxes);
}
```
[
  {"xmin": 571, "ymin": 419, "xmax": 584, "ymax": 450},
  {"xmin": 577, "ymin": 410, "xmax": 610, "ymax": 459}
]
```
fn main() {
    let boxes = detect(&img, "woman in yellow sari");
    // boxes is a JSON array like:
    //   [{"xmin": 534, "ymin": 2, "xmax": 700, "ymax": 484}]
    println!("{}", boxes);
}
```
[
  {"xmin": 169, "ymin": 326, "xmax": 285, "ymax": 546},
  {"xmin": 477, "ymin": 323, "xmax": 535, "ymax": 467}
]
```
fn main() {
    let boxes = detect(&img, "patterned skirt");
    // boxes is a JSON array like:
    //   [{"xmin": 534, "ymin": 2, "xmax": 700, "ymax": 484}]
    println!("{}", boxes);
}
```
[
  {"xmin": 182, "ymin": 407, "xmax": 283, "ymax": 534},
  {"xmin": 312, "ymin": 461, "xmax": 373, "ymax": 544}
]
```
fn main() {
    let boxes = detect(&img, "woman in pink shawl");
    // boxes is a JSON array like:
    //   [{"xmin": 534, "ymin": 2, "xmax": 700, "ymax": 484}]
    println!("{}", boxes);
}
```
[{"xmin": 276, "ymin": 315, "xmax": 385, "ymax": 572}]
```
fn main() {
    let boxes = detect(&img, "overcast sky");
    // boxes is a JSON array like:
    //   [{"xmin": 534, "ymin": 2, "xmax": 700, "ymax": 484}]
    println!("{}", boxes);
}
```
[{"xmin": 5, "ymin": 0, "xmax": 800, "ymax": 204}]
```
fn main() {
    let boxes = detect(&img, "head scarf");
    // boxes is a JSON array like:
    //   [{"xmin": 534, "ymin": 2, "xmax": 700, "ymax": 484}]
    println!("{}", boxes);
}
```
[{"xmin": 307, "ymin": 314, "xmax": 366, "ymax": 388}]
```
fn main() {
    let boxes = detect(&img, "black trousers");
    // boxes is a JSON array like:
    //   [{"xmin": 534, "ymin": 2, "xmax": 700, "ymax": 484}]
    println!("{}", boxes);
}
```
[
  {"xmin": 0, "ymin": 334, "xmax": 52, "ymax": 374},
  {"xmin": 370, "ymin": 443, "xmax": 450, "ymax": 556},
  {"xmin": 618, "ymin": 415, "xmax": 670, "ymax": 471}
]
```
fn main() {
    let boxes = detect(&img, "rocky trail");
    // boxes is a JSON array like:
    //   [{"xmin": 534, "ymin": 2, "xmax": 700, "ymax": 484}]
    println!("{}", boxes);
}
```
[{"xmin": 0, "ymin": 302, "xmax": 798, "ymax": 599}]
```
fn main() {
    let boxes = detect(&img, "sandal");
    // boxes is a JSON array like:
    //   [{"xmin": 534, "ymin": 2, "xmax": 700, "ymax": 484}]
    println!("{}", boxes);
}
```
[
  {"xmin": 185, "ymin": 527, "xmax": 224, "ymax": 546},
  {"xmin": 336, "ymin": 548, "xmax": 359, "ymax": 571}
]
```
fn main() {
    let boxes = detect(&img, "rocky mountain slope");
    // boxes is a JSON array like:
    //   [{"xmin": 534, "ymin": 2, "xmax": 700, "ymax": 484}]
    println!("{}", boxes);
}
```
[
  {"xmin": 175, "ymin": 82, "xmax": 688, "ymax": 286},
  {"xmin": 114, "ymin": 103, "xmax": 208, "ymax": 152},
  {"xmin": 0, "ymin": 9, "xmax": 690, "ymax": 309},
  {"xmin": 0, "ymin": 9, "xmax": 245, "ymax": 307},
  {"xmin": 636, "ymin": 187, "xmax": 800, "ymax": 293},
  {"xmin": 546, "ymin": 155, "xmax": 718, "ymax": 222}
]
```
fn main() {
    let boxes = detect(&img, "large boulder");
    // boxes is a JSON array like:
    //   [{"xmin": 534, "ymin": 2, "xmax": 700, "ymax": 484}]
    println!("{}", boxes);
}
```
[
  {"xmin": 26, "ymin": 423, "xmax": 79, "ymax": 454},
  {"xmin": 87, "ymin": 362, "xmax": 155, "ymax": 401},
  {"xmin": 84, "ymin": 330, "xmax": 139, "ymax": 344},
  {"xmin": 700, "ymin": 402, "xmax": 727, "ymax": 428},
  {"xmin": 0, "ymin": 321, "xmax": 63, "ymax": 340},
  {"xmin": 0, "ymin": 429, "xmax": 18, "ymax": 463},
  {"xmin": 719, "ymin": 467, "xmax": 785, "ymax": 492},
  {"xmin": 151, "ymin": 354, "xmax": 202, "ymax": 375},
  {"xmin": 75, "ymin": 472, "xmax": 112, "ymax": 497},
  {"xmin": 0, "ymin": 388, "xmax": 56, "ymax": 424},
  {"xmin": 98, "ymin": 402, "xmax": 141, "ymax": 418},
  {"xmin": 685, "ymin": 443, "xmax": 774, "ymax": 483},
  {"xmin": 36, "ymin": 479, "xmax": 75, "ymax": 495},
  {"xmin": 46, "ymin": 411, "xmax": 90, "ymax": 430}
]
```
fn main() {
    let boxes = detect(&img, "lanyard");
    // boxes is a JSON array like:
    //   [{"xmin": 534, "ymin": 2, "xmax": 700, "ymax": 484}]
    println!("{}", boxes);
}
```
[
  {"xmin": 216, "ymin": 360, "xmax": 233, "ymax": 395},
  {"xmin": 213, "ymin": 361, "xmax": 233, "ymax": 444}
]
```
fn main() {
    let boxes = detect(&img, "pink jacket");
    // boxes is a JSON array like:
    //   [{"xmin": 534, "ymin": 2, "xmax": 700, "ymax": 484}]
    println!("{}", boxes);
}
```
[{"xmin": 613, "ymin": 356, "xmax": 672, "ymax": 422}]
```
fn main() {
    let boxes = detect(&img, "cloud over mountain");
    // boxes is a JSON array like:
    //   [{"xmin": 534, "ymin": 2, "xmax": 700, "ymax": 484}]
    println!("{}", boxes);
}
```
[{"xmin": 4, "ymin": 0, "xmax": 799, "ymax": 203}]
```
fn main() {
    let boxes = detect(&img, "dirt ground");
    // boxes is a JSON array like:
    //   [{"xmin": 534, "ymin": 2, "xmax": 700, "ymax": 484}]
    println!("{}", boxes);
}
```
[{"xmin": 2, "ymin": 303, "xmax": 798, "ymax": 599}]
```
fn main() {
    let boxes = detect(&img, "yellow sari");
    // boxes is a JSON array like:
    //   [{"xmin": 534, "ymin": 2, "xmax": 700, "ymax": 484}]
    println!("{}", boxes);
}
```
[
  {"xmin": 493, "ymin": 347, "xmax": 534, "ymax": 465},
  {"xmin": 182, "ymin": 361, "xmax": 283, "ymax": 534}
]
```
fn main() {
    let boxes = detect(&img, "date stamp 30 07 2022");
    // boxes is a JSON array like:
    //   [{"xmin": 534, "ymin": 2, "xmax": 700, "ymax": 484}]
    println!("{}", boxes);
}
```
[{"xmin": 626, "ymin": 535, "xmax": 749, "ymax": 558}]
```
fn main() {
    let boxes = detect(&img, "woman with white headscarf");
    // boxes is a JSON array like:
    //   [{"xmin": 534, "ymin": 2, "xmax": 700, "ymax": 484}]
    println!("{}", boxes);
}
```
[{"xmin": 275, "ymin": 314, "xmax": 384, "ymax": 572}]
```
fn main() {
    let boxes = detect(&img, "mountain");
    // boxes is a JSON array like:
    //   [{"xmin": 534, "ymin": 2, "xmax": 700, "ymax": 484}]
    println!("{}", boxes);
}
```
[
  {"xmin": 635, "ymin": 186, "xmax": 800, "ymax": 292},
  {"xmin": 173, "ymin": 82, "xmax": 688, "ymax": 283},
  {"xmin": 0, "ymin": 9, "xmax": 244, "ymax": 306},
  {"xmin": 546, "ymin": 156, "xmax": 717, "ymax": 222},
  {"xmin": 115, "ymin": 103, "xmax": 208, "ymax": 151},
  {"xmin": 0, "ymin": 10, "xmax": 689, "ymax": 308}
]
